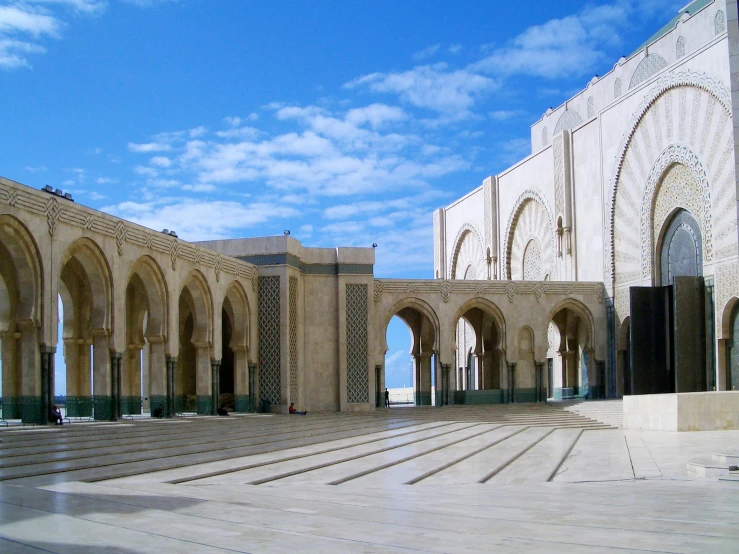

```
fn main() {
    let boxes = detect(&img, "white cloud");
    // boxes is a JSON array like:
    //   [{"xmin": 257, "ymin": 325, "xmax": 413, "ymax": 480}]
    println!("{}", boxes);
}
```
[
  {"xmin": 489, "ymin": 110, "xmax": 523, "ymax": 121},
  {"xmin": 0, "ymin": 5, "xmax": 60, "ymax": 37},
  {"xmin": 448, "ymin": 44, "xmax": 462, "ymax": 54},
  {"xmin": 0, "ymin": 38, "xmax": 45, "ymax": 68},
  {"xmin": 412, "ymin": 44, "xmax": 440, "ymax": 61},
  {"xmin": 181, "ymin": 183, "xmax": 215, "ymax": 192},
  {"xmin": 470, "ymin": 3, "xmax": 629, "ymax": 79},
  {"xmin": 149, "ymin": 155, "xmax": 171, "ymax": 167},
  {"xmin": 104, "ymin": 198, "xmax": 300, "ymax": 242},
  {"xmin": 346, "ymin": 63, "xmax": 497, "ymax": 117},
  {"xmin": 128, "ymin": 141, "xmax": 172, "ymax": 153},
  {"xmin": 95, "ymin": 176, "xmax": 117, "ymax": 184}
]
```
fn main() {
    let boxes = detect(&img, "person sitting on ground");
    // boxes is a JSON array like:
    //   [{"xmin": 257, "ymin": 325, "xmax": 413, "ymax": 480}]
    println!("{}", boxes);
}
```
[
  {"xmin": 289, "ymin": 402, "xmax": 307, "ymax": 415},
  {"xmin": 217, "ymin": 406, "xmax": 229, "ymax": 416},
  {"xmin": 50, "ymin": 405, "xmax": 63, "ymax": 425},
  {"xmin": 151, "ymin": 406, "xmax": 163, "ymax": 418}
]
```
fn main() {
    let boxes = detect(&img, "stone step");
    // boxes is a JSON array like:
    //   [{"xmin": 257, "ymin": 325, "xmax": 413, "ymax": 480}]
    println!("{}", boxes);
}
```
[
  {"xmin": 712, "ymin": 450, "xmax": 739, "ymax": 465},
  {"xmin": 687, "ymin": 456, "xmax": 737, "ymax": 478}
]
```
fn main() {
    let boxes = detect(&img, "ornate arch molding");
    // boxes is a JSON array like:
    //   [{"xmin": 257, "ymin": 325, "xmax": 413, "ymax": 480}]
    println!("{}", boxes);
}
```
[
  {"xmin": 640, "ymin": 145, "xmax": 712, "ymax": 279},
  {"xmin": 605, "ymin": 70, "xmax": 731, "ymax": 285},
  {"xmin": 448, "ymin": 222, "xmax": 485, "ymax": 280},
  {"xmin": 503, "ymin": 189, "xmax": 556, "ymax": 280}
]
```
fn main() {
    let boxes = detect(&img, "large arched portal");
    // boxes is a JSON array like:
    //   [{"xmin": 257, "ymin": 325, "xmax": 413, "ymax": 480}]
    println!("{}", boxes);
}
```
[
  {"xmin": 0, "ymin": 215, "xmax": 42, "ymax": 422},
  {"xmin": 59, "ymin": 239, "xmax": 113, "ymax": 420},
  {"xmin": 381, "ymin": 299, "xmax": 439, "ymax": 407},
  {"xmin": 124, "ymin": 256, "xmax": 167, "ymax": 416},
  {"xmin": 658, "ymin": 209, "xmax": 703, "ymax": 286},
  {"xmin": 549, "ymin": 301, "xmax": 595, "ymax": 399},
  {"xmin": 453, "ymin": 299, "xmax": 506, "ymax": 403},
  {"xmin": 222, "ymin": 281, "xmax": 250, "ymax": 412},
  {"xmin": 176, "ymin": 271, "xmax": 213, "ymax": 415}
]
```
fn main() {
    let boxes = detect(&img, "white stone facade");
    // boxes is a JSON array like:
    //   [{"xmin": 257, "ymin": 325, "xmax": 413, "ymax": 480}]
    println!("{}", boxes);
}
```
[{"xmin": 435, "ymin": 0, "xmax": 739, "ymax": 394}]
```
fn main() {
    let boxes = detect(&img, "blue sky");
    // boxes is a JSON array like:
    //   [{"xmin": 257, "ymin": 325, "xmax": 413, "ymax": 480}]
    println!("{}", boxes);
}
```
[{"xmin": 0, "ymin": 0, "xmax": 685, "ymax": 391}]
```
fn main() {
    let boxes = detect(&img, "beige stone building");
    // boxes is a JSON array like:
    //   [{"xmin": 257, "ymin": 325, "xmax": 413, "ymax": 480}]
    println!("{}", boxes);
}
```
[{"xmin": 1, "ymin": 0, "xmax": 738, "ymax": 423}]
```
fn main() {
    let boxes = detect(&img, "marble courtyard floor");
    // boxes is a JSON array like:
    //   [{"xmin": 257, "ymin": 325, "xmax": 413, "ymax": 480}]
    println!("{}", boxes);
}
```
[{"xmin": 0, "ymin": 401, "xmax": 737, "ymax": 553}]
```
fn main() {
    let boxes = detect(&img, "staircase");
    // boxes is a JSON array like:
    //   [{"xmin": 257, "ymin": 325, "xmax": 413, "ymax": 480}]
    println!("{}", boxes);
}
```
[{"xmin": 554, "ymin": 399, "xmax": 624, "ymax": 428}]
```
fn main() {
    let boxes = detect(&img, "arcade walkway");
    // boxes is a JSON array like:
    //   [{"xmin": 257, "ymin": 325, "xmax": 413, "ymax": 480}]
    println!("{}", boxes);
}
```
[{"xmin": 1, "ymin": 403, "xmax": 737, "ymax": 553}]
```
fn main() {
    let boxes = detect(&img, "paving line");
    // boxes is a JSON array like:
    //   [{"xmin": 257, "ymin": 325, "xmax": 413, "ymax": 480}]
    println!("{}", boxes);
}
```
[
  {"xmin": 249, "ymin": 423, "xmax": 485, "ymax": 486},
  {"xmin": 405, "ymin": 425, "xmax": 529, "ymax": 485},
  {"xmin": 0, "ymin": 418, "xmax": 424, "ymax": 468},
  {"xmin": 168, "ymin": 421, "xmax": 458, "ymax": 484},
  {"xmin": 0, "ymin": 421, "xmax": 425, "ymax": 482},
  {"xmin": 546, "ymin": 428, "xmax": 585, "ymax": 482},
  {"xmin": 478, "ymin": 427, "xmax": 557, "ymax": 483},
  {"xmin": 326, "ymin": 424, "xmax": 503, "ymax": 486}
]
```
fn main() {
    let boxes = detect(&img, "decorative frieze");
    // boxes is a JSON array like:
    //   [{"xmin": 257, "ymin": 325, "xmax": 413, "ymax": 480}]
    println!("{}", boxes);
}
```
[
  {"xmin": 0, "ymin": 178, "xmax": 257, "ymax": 281},
  {"xmin": 374, "ymin": 279, "xmax": 604, "ymax": 304}
]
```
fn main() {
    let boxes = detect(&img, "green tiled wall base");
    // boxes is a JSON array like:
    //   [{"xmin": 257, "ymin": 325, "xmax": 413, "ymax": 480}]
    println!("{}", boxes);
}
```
[
  {"xmin": 234, "ymin": 395, "xmax": 253, "ymax": 412},
  {"xmin": 21, "ymin": 396, "xmax": 44, "ymax": 424},
  {"xmin": 66, "ymin": 396, "xmax": 93, "ymax": 417},
  {"xmin": 149, "ymin": 395, "xmax": 169, "ymax": 416},
  {"xmin": 1, "ymin": 397, "xmax": 23, "ymax": 419},
  {"xmin": 174, "ymin": 395, "xmax": 196, "ymax": 413},
  {"xmin": 120, "ymin": 396, "xmax": 142, "ymax": 415},
  {"xmin": 415, "ymin": 392, "xmax": 432, "ymax": 406},
  {"xmin": 458, "ymin": 390, "xmax": 504, "ymax": 405},
  {"xmin": 93, "ymin": 396, "xmax": 113, "ymax": 421},
  {"xmin": 513, "ymin": 388, "xmax": 537, "ymax": 403},
  {"xmin": 196, "ymin": 395, "xmax": 213, "ymax": 415}
]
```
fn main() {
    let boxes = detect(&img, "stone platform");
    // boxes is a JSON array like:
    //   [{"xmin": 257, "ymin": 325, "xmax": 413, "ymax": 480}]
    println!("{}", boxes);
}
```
[
  {"xmin": 623, "ymin": 391, "xmax": 739, "ymax": 431},
  {"xmin": 1, "ymin": 403, "xmax": 738, "ymax": 553}
]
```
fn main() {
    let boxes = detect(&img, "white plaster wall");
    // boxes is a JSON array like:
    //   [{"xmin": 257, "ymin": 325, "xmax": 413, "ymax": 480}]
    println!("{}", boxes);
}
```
[
  {"xmin": 443, "ymin": 186, "xmax": 485, "ymax": 278},
  {"xmin": 571, "ymin": 120, "xmax": 604, "ymax": 282},
  {"xmin": 497, "ymin": 147, "xmax": 555, "ymax": 245},
  {"xmin": 532, "ymin": 0, "xmax": 727, "ymax": 152}
]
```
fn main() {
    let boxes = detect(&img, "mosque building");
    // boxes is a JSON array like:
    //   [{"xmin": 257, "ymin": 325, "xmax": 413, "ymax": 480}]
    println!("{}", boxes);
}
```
[{"xmin": 1, "ymin": 0, "xmax": 737, "ymax": 423}]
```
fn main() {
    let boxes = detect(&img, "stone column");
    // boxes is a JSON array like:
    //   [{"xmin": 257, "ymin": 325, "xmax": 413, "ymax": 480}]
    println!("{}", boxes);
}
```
[
  {"xmin": 535, "ymin": 362, "xmax": 544, "ymax": 402},
  {"xmin": 195, "ymin": 345, "xmax": 212, "ymax": 414},
  {"xmin": 148, "ymin": 338, "xmax": 167, "ymax": 415},
  {"xmin": 211, "ymin": 359, "xmax": 220, "ymax": 415},
  {"xmin": 110, "ymin": 352, "xmax": 122, "ymax": 421},
  {"xmin": 166, "ymin": 355, "xmax": 176, "ymax": 417},
  {"xmin": 122, "ymin": 346, "xmax": 142, "ymax": 415},
  {"xmin": 418, "ymin": 352, "xmax": 432, "ymax": 405},
  {"xmin": 507, "ymin": 362, "xmax": 516, "ymax": 403},
  {"xmin": 19, "ymin": 322, "xmax": 42, "ymax": 423},
  {"xmin": 233, "ymin": 346, "xmax": 249, "ymax": 412},
  {"xmin": 248, "ymin": 363, "xmax": 257, "ymax": 412},
  {"xmin": 91, "ymin": 330, "xmax": 111, "ymax": 421},
  {"xmin": 1, "ymin": 331, "xmax": 21, "ymax": 418},
  {"xmin": 142, "ymin": 342, "xmax": 150, "ymax": 411}
]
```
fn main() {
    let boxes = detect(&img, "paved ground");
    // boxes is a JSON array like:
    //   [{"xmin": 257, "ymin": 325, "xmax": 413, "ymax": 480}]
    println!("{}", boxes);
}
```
[{"xmin": 0, "ymin": 401, "xmax": 737, "ymax": 553}]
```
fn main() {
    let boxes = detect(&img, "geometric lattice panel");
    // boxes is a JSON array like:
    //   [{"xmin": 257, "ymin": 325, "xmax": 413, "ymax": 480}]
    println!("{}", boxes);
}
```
[
  {"xmin": 522, "ymin": 239, "xmax": 543, "ymax": 281},
  {"xmin": 346, "ymin": 284, "xmax": 368, "ymax": 403},
  {"xmin": 289, "ymin": 277, "xmax": 298, "ymax": 404},
  {"xmin": 258, "ymin": 276, "xmax": 281, "ymax": 405}
]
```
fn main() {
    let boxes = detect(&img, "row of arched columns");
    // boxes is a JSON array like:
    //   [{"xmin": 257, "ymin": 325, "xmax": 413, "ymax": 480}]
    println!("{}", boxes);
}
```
[
  {"xmin": 373, "ymin": 283, "xmax": 608, "ymax": 406},
  {"xmin": 0, "ymin": 191, "xmax": 258, "ymax": 423}
]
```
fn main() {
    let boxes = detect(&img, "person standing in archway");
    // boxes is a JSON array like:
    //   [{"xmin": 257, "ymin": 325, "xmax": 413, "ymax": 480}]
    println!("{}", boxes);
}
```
[{"xmin": 384, "ymin": 388, "xmax": 390, "ymax": 408}]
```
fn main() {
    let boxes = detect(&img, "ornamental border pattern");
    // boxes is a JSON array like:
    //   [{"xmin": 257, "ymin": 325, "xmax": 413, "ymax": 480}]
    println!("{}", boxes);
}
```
[
  {"xmin": 605, "ymin": 70, "xmax": 731, "ymax": 287},
  {"xmin": 639, "ymin": 144, "xmax": 713, "ymax": 279},
  {"xmin": 0, "ymin": 178, "xmax": 258, "ymax": 286},
  {"xmin": 502, "ymin": 189, "xmax": 556, "ymax": 280},
  {"xmin": 448, "ymin": 222, "xmax": 486, "ymax": 280},
  {"xmin": 373, "ymin": 279, "xmax": 604, "ymax": 305}
]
